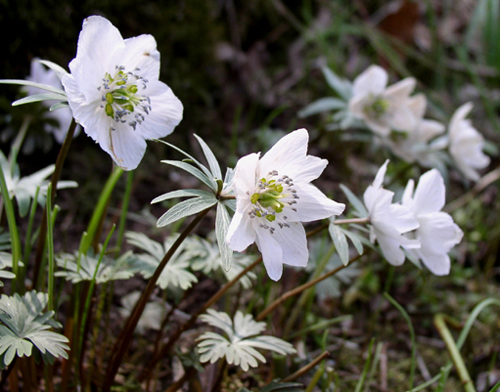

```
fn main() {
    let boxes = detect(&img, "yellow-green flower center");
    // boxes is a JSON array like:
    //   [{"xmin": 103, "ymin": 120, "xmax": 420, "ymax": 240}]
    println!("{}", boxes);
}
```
[
  {"xmin": 98, "ymin": 65, "xmax": 152, "ymax": 130},
  {"xmin": 364, "ymin": 97, "xmax": 390, "ymax": 119},
  {"xmin": 248, "ymin": 171, "xmax": 299, "ymax": 233}
]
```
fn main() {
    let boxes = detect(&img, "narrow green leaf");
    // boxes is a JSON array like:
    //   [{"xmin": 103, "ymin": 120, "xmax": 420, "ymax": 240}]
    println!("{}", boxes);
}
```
[
  {"xmin": 12, "ymin": 93, "xmax": 67, "ymax": 107},
  {"xmin": 298, "ymin": 97, "xmax": 347, "ymax": 118},
  {"xmin": 161, "ymin": 160, "xmax": 216, "ymax": 192},
  {"xmin": 321, "ymin": 67, "xmax": 353, "ymax": 101},
  {"xmin": 339, "ymin": 184, "xmax": 368, "ymax": 218},
  {"xmin": 193, "ymin": 134, "xmax": 222, "ymax": 180},
  {"xmin": 339, "ymin": 227, "xmax": 364, "ymax": 255},
  {"xmin": 216, "ymin": 202, "xmax": 233, "ymax": 271},
  {"xmin": 0, "ymin": 79, "xmax": 66, "ymax": 95},
  {"xmin": 157, "ymin": 195, "xmax": 217, "ymax": 227},
  {"xmin": 151, "ymin": 189, "xmax": 213, "ymax": 204},
  {"xmin": 329, "ymin": 223, "xmax": 349, "ymax": 266},
  {"xmin": 36, "ymin": 59, "xmax": 68, "ymax": 81},
  {"xmin": 50, "ymin": 102, "xmax": 69, "ymax": 111}
]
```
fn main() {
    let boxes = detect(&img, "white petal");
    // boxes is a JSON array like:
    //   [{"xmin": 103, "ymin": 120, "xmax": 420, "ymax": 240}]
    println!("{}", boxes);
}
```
[
  {"xmin": 137, "ymin": 82, "xmax": 183, "ymax": 140},
  {"xmin": 373, "ymin": 226, "xmax": 407, "ymax": 266},
  {"xmin": 70, "ymin": 16, "xmax": 124, "ymax": 102},
  {"xmin": 449, "ymin": 102, "xmax": 473, "ymax": 138},
  {"xmin": 284, "ymin": 183, "xmax": 345, "ymax": 222},
  {"xmin": 418, "ymin": 252, "xmax": 450, "ymax": 276},
  {"xmin": 233, "ymin": 153, "xmax": 259, "ymax": 200},
  {"xmin": 227, "ymin": 211, "xmax": 256, "ymax": 252},
  {"xmin": 259, "ymin": 129, "xmax": 327, "ymax": 183},
  {"xmin": 352, "ymin": 65, "xmax": 388, "ymax": 96},
  {"xmin": 120, "ymin": 34, "xmax": 160, "ymax": 80},
  {"xmin": 372, "ymin": 160, "xmax": 389, "ymax": 190},
  {"xmin": 412, "ymin": 169, "xmax": 445, "ymax": 214},
  {"xmin": 417, "ymin": 212, "xmax": 463, "ymax": 255},
  {"xmin": 106, "ymin": 124, "xmax": 147, "ymax": 170},
  {"xmin": 255, "ymin": 229, "xmax": 283, "ymax": 281},
  {"xmin": 406, "ymin": 93, "xmax": 427, "ymax": 120},
  {"xmin": 388, "ymin": 204, "xmax": 419, "ymax": 233},
  {"xmin": 401, "ymin": 179, "xmax": 414, "ymax": 208},
  {"xmin": 384, "ymin": 77, "xmax": 416, "ymax": 100},
  {"xmin": 271, "ymin": 223, "xmax": 308, "ymax": 267}
]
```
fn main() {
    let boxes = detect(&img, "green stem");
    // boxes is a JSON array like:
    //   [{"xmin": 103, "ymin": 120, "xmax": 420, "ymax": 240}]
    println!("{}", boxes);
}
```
[
  {"xmin": 0, "ymin": 164, "xmax": 22, "ymax": 293},
  {"xmin": 8, "ymin": 116, "xmax": 30, "ymax": 168},
  {"xmin": 81, "ymin": 167, "xmax": 123, "ymax": 254},
  {"xmin": 434, "ymin": 313, "xmax": 476, "ymax": 392},
  {"xmin": 115, "ymin": 170, "xmax": 134, "ymax": 256},
  {"xmin": 78, "ymin": 225, "xmax": 116, "ymax": 368},
  {"xmin": 102, "ymin": 207, "xmax": 213, "ymax": 392},
  {"xmin": 46, "ymin": 184, "xmax": 54, "ymax": 311},
  {"xmin": 33, "ymin": 118, "xmax": 77, "ymax": 286},
  {"xmin": 384, "ymin": 293, "xmax": 416, "ymax": 390}
]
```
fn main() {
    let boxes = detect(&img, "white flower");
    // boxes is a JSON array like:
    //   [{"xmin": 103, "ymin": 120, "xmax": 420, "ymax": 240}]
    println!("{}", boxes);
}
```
[
  {"xmin": 26, "ymin": 59, "xmax": 79, "ymax": 143},
  {"xmin": 402, "ymin": 169, "xmax": 463, "ymax": 275},
  {"xmin": 363, "ymin": 160, "xmax": 420, "ymax": 266},
  {"xmin": 349, "ymin": 65, "xmax": 423, "ymax": 136},
  {"xmin": 226, "ymin": 128, "xmax": 345, "ymax": 281},
  {"xmin": 389, "ymin": 118, "xmax": 447, "ymax": 167},
  {"xmin": 448, "ymin": 102, "xmax": 490, "ymax": 181},
  {"xmin": 62, "ymin": 15, "xmax": 183, "ymax": 170}
]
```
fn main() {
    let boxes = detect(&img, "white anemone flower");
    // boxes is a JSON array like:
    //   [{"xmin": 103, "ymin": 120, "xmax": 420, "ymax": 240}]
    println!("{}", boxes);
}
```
[
  {"xmin": 402, "ymin": 169, "xmax": 463, "ymax": 275},
  {"xmin": 389, "ymin": 118, "xmax": 447, "ymax": 167},
  {"xmin": 226, "ymin": 128, "xmax": 345, "ymax": 281},
  {"xmin": 363, "ymin": 160, "xmax": 420, "ymax": 266},
  {"xmin": 349, "ymin": 65, "xmax": 423, "ymax": 136},
  {"xmin": 448, "ymin": 102, "xmax": 490, "ymax": 181},
  {"xmin": 26, "ymin": 59, "xmax": 79, "ymax": 143},
  {"xmin": 62, "ymin": 15, "xmax": 183, "ymax": 170}
]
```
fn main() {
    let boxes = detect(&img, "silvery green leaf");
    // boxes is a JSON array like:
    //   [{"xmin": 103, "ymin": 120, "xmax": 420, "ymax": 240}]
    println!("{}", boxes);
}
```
[
  {"xmin": 339, "ymin": 184, "xmax": 368, "ymax": 218},
  {"xmin": 322, "ymin": 67, "xmax": 353, "ymax": 101},
  {"xmin": 161, "ymin": 160, "xmax": 216, "ymax": 192},
  {"xmin": 197, "ymin": 310, "xmax": 295, "ymax": 371},
  {"xmin": 36, "ymin": 59, "xmax": 68, "ymax": 81},
  {"xmin": 55, "ymin": 251, "xmax": 135, "ymax": 284},
  {"xmin": 0, "ymin": 291, "xmax": 69, "ymax": 367},
  {"xmin": 129, "ymin": 234, "xmax": 198, "ymax": 290},
  {"xmin": 0, "ymin": 79, "xmax": 66, "ymax": 95},
  {"xmin": 194, "ymin": 134, "xmax": 222, "ymax": 180},
  {"xmin": 156, "ymin": 139, "xmax": 214, "ymax": 181},
  {"xmin": 157, "ymin": 194, "xmax": 217, "ymax": 227},
  {"xmin": 298, "ymin": 97, "xmax": 347, "ymax": 118},
  {"xmin": 151, "ymin": 189, "xmax": 213, "ymax": 204},
  {"xmin": 222, "ymin": 199, "xmax": 236, "ymax": 211},
  {"xmin": 119, "ymin": 291, "xmax": 168, "ymax": 333},
  {"xmin": 216, "ymin": 202, "xmax": 233, "ymax": 271},
  {"xmin": 329, "ymin": 223, "xmax": 349, "ymax": 266},
  {"xmin": 12, "ymin": 92, "xmax": 67, "ymax": 107},
  {"xmin": 189, "ymin": 234, "xmax": 256, "ymax": 288},
  {"xmin": 339, "ymin": 226, "xmax": 364, "ymax": 255},
  {"xmin": 50, "ymin": 102, "xmax": 69, "ymax": 111}
]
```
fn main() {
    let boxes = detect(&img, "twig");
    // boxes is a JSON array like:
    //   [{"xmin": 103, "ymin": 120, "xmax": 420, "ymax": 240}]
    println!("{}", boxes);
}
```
[
  {"xmin": 256, "ymin": 254, "xmax": 363, "ymax": 321},
  {"xmin": 282, "ymin": 351, "xmax": 330, "ymax": 383}
]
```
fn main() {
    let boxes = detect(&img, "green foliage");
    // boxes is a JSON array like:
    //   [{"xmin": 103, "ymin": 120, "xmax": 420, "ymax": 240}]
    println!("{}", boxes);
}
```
[
  {"xmin": 126, "ymin": 231, "xmax": 198, "ymax": 290},
  {"xmin": 197, "ymin": 309, "xmax": 296, "ymax": 371},
  {"xmin": 55, "ymin": 250, "xmax": 136, "ymax": 284},
  {"xmin": 0, "ymin": 291, "xmax": 69, "ymax": 367}
]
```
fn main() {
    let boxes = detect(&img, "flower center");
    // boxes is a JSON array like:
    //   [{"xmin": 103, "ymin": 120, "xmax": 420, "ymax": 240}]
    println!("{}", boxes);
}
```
[
  {"xmin": 98, "ymin": 65, "xmax": 152, "ymax": 130},
  {"xmin": 249, "ymin": 170, "xmax": 299, "ymax": 234},
  {"xmin": 364, "ymin": 96, "xmax": 390, "ymax": 119}
]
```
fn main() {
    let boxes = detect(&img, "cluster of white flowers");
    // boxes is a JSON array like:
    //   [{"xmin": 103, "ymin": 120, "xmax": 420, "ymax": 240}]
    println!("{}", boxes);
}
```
[
  {"xmin": 349, "ymin": 65, "xmax": 490, "ymax": 181},
  {"xmin": 364, "ymin": 160, "xmax": 463, "ymax": 275}
]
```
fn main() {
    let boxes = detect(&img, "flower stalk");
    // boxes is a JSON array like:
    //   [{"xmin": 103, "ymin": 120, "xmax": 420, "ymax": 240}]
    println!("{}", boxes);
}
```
[{"xmin": 102, "ymin": 206, "xmax": 213, "ymax": 392}]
